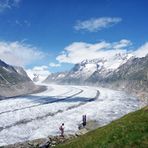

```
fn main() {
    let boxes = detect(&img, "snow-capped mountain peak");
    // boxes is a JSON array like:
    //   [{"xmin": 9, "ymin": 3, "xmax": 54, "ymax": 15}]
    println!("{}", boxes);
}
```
[
  {"xmin": 44, "ymin": 52, "xmax": 135, "ymax": 84},
  {"xmin": 70, "ymin": 58, "xmax": 106, "ymax": 80},
  {"xmin": 103, "ymin": 52, "xmax": 133, "ymax": 70},
  {"xmin": 71, "ymin": 52, "xmax": 133, "ymax": 75}
]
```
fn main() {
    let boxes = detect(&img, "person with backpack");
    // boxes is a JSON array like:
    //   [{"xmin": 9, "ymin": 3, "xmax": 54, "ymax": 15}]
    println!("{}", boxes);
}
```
[
  {"xmin": 82, "ymin": 115, "xmax": 86, "ymax": 127},
  {"xmin": 59, "ymin": 123, "xmax": 64, "ymax": 137}
]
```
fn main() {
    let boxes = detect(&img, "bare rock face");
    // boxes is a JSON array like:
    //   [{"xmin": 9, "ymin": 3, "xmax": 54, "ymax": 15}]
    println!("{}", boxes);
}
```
[
  {"xmin": 0, "ymin": 59, "xmax": 45, "ymax": 98},
  {"xmin": 0, "ymin": 60, "xmax": 31, "ymax": 85}
]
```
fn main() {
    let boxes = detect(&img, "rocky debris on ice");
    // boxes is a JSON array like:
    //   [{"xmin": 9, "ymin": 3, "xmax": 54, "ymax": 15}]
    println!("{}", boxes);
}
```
[{"xmin": 3, "ymin": 120, "xmax": 99, "ymax": 148}]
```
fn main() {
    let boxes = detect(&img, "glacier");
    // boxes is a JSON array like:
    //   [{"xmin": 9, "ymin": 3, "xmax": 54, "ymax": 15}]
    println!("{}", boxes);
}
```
[{"xmin": 0, "ymin": 83, "xmax": 141, "ymax": 146}]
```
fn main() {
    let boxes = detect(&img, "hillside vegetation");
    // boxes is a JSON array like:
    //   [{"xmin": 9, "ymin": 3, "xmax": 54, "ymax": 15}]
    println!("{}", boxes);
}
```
[{"xmin": 57, "ymin": 106, "xmax": 148, "ymax": 148}]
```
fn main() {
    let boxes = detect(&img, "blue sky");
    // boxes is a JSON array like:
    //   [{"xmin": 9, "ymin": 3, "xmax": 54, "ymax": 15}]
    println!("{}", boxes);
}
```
[{"xmin": 0, "ymin": 0, "xmax": 148, "ymax": 78}]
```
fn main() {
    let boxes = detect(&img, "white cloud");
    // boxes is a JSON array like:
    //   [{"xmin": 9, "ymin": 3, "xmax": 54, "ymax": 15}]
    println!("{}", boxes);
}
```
[
  {"xmin": 15, "ymin": 20, "xmax": 31, "ymax": 27},
  {"xmin": 26, "ymin": 65, "xmax": 50, "ymax": 82},
  {"xmin": 74, "ymin": 17, "xmax": 122, "ymax": 32},
  {"xmin": 133, "ymin": 42, "xmax": 148, "ymax": 58},
  {"xmin": 49, "ymin": 62, "xmax": 61, "ymax": 67},
  {"xmin": 0, "ymin": 41, "xmax": 45, "ymax": 66},
  {"xmin": 56, "ymin": 39, "xmax": 131, "ymax": 64},
  {"xmin": 113, "ymin": 39, "xmax": 132, "ymax": 49},
  {"xmin": 0, "ymin": 0, "xmax": 21, "ymax": 12}
]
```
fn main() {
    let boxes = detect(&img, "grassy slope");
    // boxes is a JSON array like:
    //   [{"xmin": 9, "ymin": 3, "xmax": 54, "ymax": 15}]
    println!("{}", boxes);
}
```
[{"xmin": 57, "ymin": 106, "xmax": 148, "ymax": 148}]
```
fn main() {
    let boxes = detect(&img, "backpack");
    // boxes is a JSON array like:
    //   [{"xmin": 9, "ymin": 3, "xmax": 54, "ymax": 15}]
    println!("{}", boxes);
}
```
[{"xmin": 59, "ymin": 126, "xmax": 62, "ymax": 130}]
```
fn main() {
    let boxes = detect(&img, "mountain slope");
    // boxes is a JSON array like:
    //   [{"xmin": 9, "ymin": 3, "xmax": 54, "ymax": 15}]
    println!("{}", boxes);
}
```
[
  {"xmin": 88, "ymin": 55, "xmax": 148, "ymax": 102},
  {"xmin": 64, "ymin": 53, "xmax": 133, "ymax": 84},
  {"xmin": 57, "ymin": 106, "xmax": 148, "ymax": 148},
  {"xmin": 0, "ymin": 60, "xmax": 31, "ymax": 85},
  {"xmin": 0, "ymin": 59, "xmax": 45, "ymax": 98},
  {"xmin": 44, "ymin": 71, "xmax": 68, "ymax": 83},
  {"xmin": 44, "ymin": 54, "xmax": 148, "ymax": 102},
  {"xmin": 90, "ymin": 54, "xmax": 148, "ymax": 83}
]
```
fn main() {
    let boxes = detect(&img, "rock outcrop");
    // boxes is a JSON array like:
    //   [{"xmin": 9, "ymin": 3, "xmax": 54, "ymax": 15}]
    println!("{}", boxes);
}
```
[{"xmin": 0, "ymin": 59, "xmax": 46, "ymax": 98}]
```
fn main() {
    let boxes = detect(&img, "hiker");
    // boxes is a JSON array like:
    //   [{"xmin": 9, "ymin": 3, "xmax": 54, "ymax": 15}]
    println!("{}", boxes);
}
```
[
  {"xmin": 59, "ymin": 123, "xmax": 64, "ymax": 137},
  {"xmin": 82, "ymin": 115, "xmax": 86, "ymax": 127}
]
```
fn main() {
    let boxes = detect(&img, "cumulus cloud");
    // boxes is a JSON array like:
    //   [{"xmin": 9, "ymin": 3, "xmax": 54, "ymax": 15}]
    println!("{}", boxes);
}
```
[
  {"xmin": 74, "ymin": 17, "xmax": 122, "ymax": 32},
  {"xmin": 0, "ymin": 0, "xmax": 21, "ymax": 12},
  {"xmin": 0, "ymin": 41, "xmax": 45, "ymax": 66},
  {"xmin": 56, "ymin": 39, "xmax": 132, "ymax": 64},
  {"xmin": 49, "ymin": 62, "xmax": 61, "ymax": 67},
  {"xmin": 26, "ymin": 65, "xmax": 50, "ymax": 82},
  {"xmin": 113, "ymin": 39, "xmax": 132, "ymax": 49}
]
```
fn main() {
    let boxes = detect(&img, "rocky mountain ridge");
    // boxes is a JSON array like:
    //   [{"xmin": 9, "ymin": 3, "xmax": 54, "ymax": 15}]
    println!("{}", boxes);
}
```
[
  {"xmin": 0, "ymin": 59, "xmax": 46, "ymax": 98},
  {"xmin": 44, "ymin": 54, "xmax": 148, "ymax": 103}
]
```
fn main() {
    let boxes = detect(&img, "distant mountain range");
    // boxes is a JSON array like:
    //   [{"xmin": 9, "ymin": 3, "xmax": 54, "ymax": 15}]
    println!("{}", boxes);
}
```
[
  {"xmin": 44, "ymin": 53, "xmax": 148, "ymax": 103},
  {"xmin": 44, "ymin": 53, "xmax": 134, "ymax": 84},
  {"xmin": 0, "ymin": 59, "xmax": 45, "ymax": 98}
]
